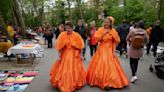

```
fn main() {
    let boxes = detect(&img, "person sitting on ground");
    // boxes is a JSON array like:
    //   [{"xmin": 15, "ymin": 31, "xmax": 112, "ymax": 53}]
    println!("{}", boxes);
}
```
[{"xmin": 0, "ymin": 32, "xmax": 13, "ymax": 56}]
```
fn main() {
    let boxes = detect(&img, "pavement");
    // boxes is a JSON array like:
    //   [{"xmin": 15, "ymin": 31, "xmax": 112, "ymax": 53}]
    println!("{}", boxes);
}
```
[{"xmin": 23, "ymin": 44, "xmax": 164, "ymax": 92}]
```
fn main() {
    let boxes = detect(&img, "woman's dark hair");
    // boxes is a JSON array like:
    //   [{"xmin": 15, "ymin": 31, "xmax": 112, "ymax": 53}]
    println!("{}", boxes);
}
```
[
  {"xmin": 109, "ymin": 20, "xmax": 113, "ymax": 29},
  {"xmin": 134, "ymin": 22, "xmax": 138, "ymax": 28},
  {"xmin": 9, "ymin": 22, "xmax": 13, "ymax": 26},
  {"xmin": 0, "ymin": 32, "xmax": 4, "ymax": 35},
  {"xmin": 65, "ymin": 21, "xmax": 73, "ymax": 28},
  {"xmin": 134, "ymin": 20, "xmax": 145, "ymax": 29},
  {"xmin": 138, "ymin": 20, "xmax": 145, "ymax": 29}
]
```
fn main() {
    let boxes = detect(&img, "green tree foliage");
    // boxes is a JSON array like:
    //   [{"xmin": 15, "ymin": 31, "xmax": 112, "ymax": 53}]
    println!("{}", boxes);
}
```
[
  {"xmin": 0, "ymin": 0, "xmax": 163, "ymax": 28},
  {"xmin": 160, "ymin": 0, "xmax": 164, "ymax": 29},
  {"xmin": 101, "ymin": 0, "xmax": 158, "ymax": 27},
  {"xmin": 0, "ymin": 0, "xmax": 13, "ymax": 24}
]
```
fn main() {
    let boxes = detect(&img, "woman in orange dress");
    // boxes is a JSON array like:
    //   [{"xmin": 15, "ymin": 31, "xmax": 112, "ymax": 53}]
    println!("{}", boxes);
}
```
[
  {"xmin": 50, "ymin": 22, "xmax": 86, "ymax": 92},
  {"xmin": 86, "ymin": 18, "xmax": 129, "ymax": 89}
]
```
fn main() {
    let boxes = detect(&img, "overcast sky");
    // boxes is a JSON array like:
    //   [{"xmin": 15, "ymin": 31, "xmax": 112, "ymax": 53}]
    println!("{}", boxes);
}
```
[
  {"xmin": 45, "ymin": 0, "xmax": 89, "ymax": 8},
  {"xmin": 50, "ymin": 0, "xmax": 88, "ymax": 4}
]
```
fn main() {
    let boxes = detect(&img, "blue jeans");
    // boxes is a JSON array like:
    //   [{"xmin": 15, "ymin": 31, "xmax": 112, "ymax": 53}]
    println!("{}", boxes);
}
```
[{"xmin": 82, "ymin": 40, "xmax": 86, "ymax": 57}]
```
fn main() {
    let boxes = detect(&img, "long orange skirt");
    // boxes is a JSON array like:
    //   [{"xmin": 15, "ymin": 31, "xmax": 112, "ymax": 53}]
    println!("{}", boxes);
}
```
[
  {"xmin": 86, "ymin": 43, "xmax": 129, "ymax": 89},
  {"xmin": 50, "ymin": 47, "xmax": 86, "ymax": 92}
]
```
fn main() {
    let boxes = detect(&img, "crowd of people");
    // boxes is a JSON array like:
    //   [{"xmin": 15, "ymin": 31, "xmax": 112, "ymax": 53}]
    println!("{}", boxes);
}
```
[
  {"xmin": 50, "ymin": 16, "xmax": 163, "ymax": 92},
  {"xmin": 0, "ymin": 23, "xmax": 54, "ymax": 58},
  {"xmin": 50, "ymin": 16, "xmax": 164, "ymax": 92},
  {"xmin": 0, "ymin": 15, "xmax": 163, "ymax": 92}
]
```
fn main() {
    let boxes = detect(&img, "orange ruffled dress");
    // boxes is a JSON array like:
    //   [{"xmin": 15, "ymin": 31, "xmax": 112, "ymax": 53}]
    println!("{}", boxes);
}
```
[
  {"xmin": 86, "ymin": 27, "xmax": 129, "ymax": 89},
  {"xmin": 50, "ymin": 31, "xmax": 86, "ymax": 92}
]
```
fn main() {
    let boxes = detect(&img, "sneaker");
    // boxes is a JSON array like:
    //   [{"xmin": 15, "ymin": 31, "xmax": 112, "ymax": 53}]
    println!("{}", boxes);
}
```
[
  {"xmin": 84, "ymin": 57, "xmax": 86, "ymax": 61},
  {"xmin": 140, "ymin": 57, "xmax": 144, "ymax": 61},
  {"xmin": 131, "ymin": 76, "xmax": 138, "ymax": 83}
]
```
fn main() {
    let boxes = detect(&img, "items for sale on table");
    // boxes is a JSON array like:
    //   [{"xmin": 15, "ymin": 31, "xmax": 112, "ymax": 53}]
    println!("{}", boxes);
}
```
[
  {"xmin": 0, "ymin": 73, "xmax": 9, "ymax": 84},
  {"xmin": 0, "ymin": 70, "xmax": 39, "ymax": 92},
  {"xmin": 22, "ymin": 44, "xmax": 35, "ymax": 48},
  {"xmin": 23, "ymin": 71, "xmax": 38, "ymax": 77}
]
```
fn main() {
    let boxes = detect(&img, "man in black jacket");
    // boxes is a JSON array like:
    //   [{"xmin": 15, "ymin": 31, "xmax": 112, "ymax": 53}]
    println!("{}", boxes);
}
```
[
  {"xmin": 147, "ymin": 21, "xmax": 164, "ymax": 57},
  {"xmin": 117, "ymin": 20, "xmax": 130, "ymax": 56},
  {"xmin": 74, "ymin": 19, "xmax": 87, "ymax": 60}
]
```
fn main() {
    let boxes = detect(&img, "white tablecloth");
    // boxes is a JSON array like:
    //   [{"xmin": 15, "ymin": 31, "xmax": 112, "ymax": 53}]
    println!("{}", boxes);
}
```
[{"xmin": 7, "ymin": 44, "xmax": 44, "ymax": 58}]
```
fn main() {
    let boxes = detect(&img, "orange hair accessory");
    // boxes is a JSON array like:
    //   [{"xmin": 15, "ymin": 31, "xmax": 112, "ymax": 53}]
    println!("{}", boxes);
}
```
[{"xmin": 108, "ymin": 16, "xmax": 115, "ymax": 24}]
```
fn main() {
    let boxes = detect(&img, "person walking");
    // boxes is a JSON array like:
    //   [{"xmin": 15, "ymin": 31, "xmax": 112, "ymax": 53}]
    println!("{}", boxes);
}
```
[
  {"xmin": 55, "ymin": 24, "xmax": 65, "ymax": 39},
  {"xmin": 50, "ymin": 21, "xmax": 86, "ymax": 92},
  {"xmin": 74, "ymin": 19, "xmax": 87, "ymax": 60},
  {"xmin": 147, "ymin": 21, "xmax": 163, "ymax": 57},
  {"xmin": 86, "ymin": 18, "xmax": 129, "ymax": 89},
  {"xmin": 88, "ymin": 21, "xmax": 97, "ymax": 56},
  {"xmin": 117, "ymin": 20, "xmax": 130, "ymax": 56},
  {"xmin": 47, "ymin": 27, "xmax": 54, "ymax": 48},
  {"xmin": 126, "ymin": 20, "xmax": 149, "ymax": 83}
]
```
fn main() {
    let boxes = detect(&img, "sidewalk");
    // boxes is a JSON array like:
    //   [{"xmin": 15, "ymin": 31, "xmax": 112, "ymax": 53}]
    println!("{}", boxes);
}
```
[{"xmin": 24, "ymin": 46, "xmax": 164, "ymax": 92}]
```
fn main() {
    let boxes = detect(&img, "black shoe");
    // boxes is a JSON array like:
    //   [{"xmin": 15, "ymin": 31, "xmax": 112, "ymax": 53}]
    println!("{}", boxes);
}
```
[
  {"xmin": 4, "ymin": 54, "xmax": 8, "ymax": 57},
  {"xmin": 9, "ymin": 54, "xmax": 15, "ymax": 58},
  {"xmin": 104, "ymin": 86, "xmax": 110, "ymax": 90},
  {"xmin": 126, "ymin": 55, "xmax": 128, "ymax": 58}
]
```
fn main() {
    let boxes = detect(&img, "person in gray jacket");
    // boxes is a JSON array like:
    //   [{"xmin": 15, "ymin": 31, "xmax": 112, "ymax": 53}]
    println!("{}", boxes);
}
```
[{"xmin": 126, "ymin": 20, "xmax": 149, "ymax": 83}]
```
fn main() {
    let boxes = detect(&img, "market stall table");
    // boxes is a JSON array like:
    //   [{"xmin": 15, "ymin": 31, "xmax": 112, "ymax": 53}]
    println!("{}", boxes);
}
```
[{"xmin": 7, "ymin": 44, "xmax": 44, "ymax": 65}]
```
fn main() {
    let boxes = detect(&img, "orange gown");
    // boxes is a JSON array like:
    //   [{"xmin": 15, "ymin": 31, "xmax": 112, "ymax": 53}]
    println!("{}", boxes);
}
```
[
  {"xmin": 50, "ymin": 31, "xmax": 86, "ymax": 92},
  {"xmin": 86, "ymin": 27, "xmax": 129, "ymax": 89}
]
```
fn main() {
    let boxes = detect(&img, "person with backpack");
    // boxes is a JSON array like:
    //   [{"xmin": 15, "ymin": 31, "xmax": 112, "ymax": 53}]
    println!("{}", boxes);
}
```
[{"xmin": 126, "ymin": 20, "xmax": 149, "ymax": 83}]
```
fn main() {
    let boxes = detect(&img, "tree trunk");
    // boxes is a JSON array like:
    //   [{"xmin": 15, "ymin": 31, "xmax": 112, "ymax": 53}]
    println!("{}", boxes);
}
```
[
  {"xmin": 19, "ymin": 0, "xmax": 27, "ymax": 20},
  {"xmin": 157, "ymin": 0, "xmax": 161, "ymax": 20},
  {"xmin": 95, "ymin": 0, "xmax": 100, "ymax": 20},
  {"xmin": 61, "ymin": 2, "xmax": 65, "ymax": 24},
  {"xmin": 12, "ymin": 0, "xmax": 26, "ymax": 35},
  {"xmin": 32, "ymin": 0, "xmax": 39, "ymax": 16},
  {"xmin": 76, "ymin": 0, "xmax": 84, "ymax": 22},
  {"xmin": 0, "ymin": 15, "xmax": 6, "ymax": 28},
  {"xmin": 0, "ymin": 15, "xmax": 8, "ymax": 34},
  {"xmin": 41, "ymin": 0, "xmax": 44, "ymax": 25},
  {"xmin": 67, "ymin": 0, "xmax": 72, "ymax": 21},
  {"xmin": 12, "ymin": 10, "xmax": 17, "ymax": 26}
]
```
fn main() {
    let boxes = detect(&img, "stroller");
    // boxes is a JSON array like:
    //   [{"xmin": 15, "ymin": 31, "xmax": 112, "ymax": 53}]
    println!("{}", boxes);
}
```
[{"xmin": 149, "ymin": 51, "xmax": 164, "ymax": 79}]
